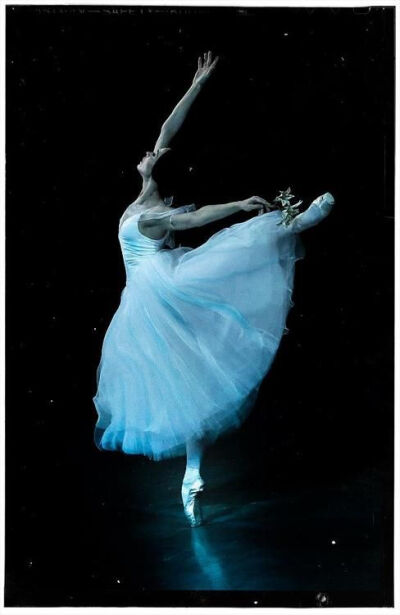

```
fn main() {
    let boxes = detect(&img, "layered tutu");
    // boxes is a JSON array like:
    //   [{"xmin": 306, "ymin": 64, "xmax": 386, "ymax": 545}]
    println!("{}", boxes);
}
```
[{"xmin": 93, "ymin": 195, "xmax": 333, "ymax": 460}]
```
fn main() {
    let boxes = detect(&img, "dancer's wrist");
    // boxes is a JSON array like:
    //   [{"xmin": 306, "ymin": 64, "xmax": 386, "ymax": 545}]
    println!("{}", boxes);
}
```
[{"xmin": 190, "ymin": 81, "xmax": 202, "ymax": 93}]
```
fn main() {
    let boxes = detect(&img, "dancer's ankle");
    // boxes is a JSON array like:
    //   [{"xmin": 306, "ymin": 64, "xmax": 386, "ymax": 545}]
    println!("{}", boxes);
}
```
[{"xmin": 183, "ymin": 465, "xmax": 201, "ymax": 483}]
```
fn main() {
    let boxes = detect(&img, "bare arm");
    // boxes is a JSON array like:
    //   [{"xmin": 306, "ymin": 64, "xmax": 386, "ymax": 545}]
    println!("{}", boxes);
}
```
[
  {"xmin": 154, "ymin": 82, "xmax": 201, "ymax": 151},
  {"xmin": 140, "ymin": 197, "xmax": 271, "ymax": 236},
  {"xmin": 154, "ymin": 51, "xmax": 219, "ymax": 150}
]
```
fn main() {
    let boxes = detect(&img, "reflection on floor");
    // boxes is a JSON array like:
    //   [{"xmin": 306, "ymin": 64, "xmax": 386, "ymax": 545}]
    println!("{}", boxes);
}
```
[
  {"xmin": 6, "ymin": 428, "xmax": 390, "ymax": 607},
  {"xmin": 108, "ymin": 440, "xmax": 384, "ymax": 593}
]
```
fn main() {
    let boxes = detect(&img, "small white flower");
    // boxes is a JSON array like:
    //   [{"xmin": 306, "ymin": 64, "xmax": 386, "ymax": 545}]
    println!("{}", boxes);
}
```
[{"xmin": 274, "ymin": 188, "xmax": 303, "ymax": 226}]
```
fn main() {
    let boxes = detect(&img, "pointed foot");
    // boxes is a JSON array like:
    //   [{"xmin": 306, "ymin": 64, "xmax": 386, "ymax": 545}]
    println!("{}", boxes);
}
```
[{"xmin": 182, "ymin": 477, "xmax": 205, "ymax": 527}]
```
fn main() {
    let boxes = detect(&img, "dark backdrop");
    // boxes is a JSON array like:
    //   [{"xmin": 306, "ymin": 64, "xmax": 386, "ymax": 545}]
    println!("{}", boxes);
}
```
[{"xmin": 6, "ymin": 4, "xmax": 394, "ymax": 607}]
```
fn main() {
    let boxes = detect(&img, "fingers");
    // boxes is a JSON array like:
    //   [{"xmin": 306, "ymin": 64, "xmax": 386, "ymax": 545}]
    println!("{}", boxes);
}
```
[
  {"xmin": 207, "ymin": 51, "xmax": 219, "ymax": 69},
  {"xmin": 250, "ymin": 196, "xmax": 269, "ymax": 206},
  {"xmin": 210, "ymin": 55, "xmax": 219, "ymax": 70},
  {"xmin": 198, "ymin": 51, "xmax": 218, "ymax": 69}
]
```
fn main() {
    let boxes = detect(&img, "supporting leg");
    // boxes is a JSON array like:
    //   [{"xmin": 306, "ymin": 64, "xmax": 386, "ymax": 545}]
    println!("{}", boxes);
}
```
[
  {"xmin": 181, "ymin": 436, "xmax": 207, "ymax": 527},
  {"xmin": 184, "ymin": 436, "xmax": 206, "ymax": 482}
]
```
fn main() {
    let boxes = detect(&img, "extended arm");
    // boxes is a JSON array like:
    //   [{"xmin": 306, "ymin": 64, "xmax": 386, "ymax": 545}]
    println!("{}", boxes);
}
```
[
  {"xmin": 154, "ymin": 51, "xmax": 219, "ymax": 150},
  {"xmin": 140, "ymin": 197, "xmax": 271, "ymax": 237}
]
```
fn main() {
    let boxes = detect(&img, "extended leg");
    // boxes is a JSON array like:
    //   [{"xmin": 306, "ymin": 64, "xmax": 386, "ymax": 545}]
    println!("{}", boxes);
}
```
[{"xmin": 290, "ymin": 192, "xmax": 335, "ymax": 233}]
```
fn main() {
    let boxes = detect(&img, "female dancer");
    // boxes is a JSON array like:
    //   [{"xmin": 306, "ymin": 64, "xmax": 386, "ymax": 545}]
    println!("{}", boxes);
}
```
[{"xmin": 93, "ymin": 51, "xmax": 335, "ymax": 527}]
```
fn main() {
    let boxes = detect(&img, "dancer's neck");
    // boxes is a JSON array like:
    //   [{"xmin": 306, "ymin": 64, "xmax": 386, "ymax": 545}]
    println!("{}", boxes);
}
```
[{"xmin": 134, "ymin": 177, "xmax": 164, "ymax": 209}]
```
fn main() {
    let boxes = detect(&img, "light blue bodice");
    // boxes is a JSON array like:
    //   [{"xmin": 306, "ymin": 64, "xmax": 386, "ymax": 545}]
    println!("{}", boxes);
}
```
[
  {"xmin": 118, "ymin": 203, "xmax": 196, "ymax": 280},
  {"xmin": 119, "ymin": 214, "xmax": 168, "ymax": 265},
  {"xmin": 118, "ymin": 215, "xmax": 169, "ymax": 285}
]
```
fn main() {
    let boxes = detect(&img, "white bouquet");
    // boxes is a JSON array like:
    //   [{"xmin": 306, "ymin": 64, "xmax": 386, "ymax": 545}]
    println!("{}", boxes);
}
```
[{"xmin": 273, "ymin": 187, "xmax": 303, "ymax": 226}]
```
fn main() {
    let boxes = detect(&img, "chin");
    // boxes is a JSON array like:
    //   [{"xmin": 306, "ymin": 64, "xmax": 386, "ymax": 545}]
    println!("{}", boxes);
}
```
[
  {"xmin": 137, "ymin": 161, "xmax": 151, "ymax": 178},
  {"xmin": 136, "ymin": 163, "xmax": 146, "ymax": 177}
]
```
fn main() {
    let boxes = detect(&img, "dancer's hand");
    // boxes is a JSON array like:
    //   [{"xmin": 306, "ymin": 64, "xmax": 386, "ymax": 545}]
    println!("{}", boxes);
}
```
[
  {"xmin": 192, "ymin": 51, "xmax": 219, "ymax": 87},
  {"xmin": 240, "ymin": 196, "xmax": 272, "ymax": 213}
]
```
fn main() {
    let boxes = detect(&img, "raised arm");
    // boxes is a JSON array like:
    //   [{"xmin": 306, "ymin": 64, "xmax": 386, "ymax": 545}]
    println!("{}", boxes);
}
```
[{"xmin": 154, "ymin": 51, "xmax": 219, "ymax": 151}]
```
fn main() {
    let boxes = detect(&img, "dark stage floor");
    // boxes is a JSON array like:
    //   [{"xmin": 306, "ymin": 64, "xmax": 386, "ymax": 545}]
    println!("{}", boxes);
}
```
[{"xmin": 5, "ymin": 426, "xmax": 391, "ymax": 608}]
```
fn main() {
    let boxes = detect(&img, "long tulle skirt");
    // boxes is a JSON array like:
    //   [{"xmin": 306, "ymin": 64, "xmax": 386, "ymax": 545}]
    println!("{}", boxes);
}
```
[{"xmin": 93, "ymin": 210, "xmax": 304, "ymax": 460}]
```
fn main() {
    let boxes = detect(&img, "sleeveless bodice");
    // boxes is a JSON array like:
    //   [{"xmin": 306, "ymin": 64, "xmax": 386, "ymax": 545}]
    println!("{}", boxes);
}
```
[
  {"xmin": 118, "ymin": 203, "xmax": 197, "ymax": 280},
  {"xmin": 118, "ymin": 214, "xmax": 168, "ymax": 272}
]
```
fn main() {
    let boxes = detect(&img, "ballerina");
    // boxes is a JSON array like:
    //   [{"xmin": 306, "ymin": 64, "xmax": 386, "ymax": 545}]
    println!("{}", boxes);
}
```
[{"xmin": 93, "ymin": 51, "xmax": 335, "ymax": 527}]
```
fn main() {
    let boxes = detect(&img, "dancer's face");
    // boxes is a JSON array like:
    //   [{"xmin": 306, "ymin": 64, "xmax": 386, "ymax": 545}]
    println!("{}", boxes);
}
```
[{"xmin": 137, "ymin": 147, "xmax": 170, "ymax": 178}]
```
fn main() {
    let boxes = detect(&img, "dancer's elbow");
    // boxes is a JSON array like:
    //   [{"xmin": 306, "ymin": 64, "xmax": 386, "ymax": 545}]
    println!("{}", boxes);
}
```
[{"xmin": 169, "ymin": 210, "xmax": 204, "ymax": 231}]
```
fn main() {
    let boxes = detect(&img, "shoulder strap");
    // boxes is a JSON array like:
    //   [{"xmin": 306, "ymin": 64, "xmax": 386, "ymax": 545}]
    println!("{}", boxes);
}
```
[
  {"xmin": 138, "ymin": 203, "xmax": 196, "ymax": 222},
  {"xmin": 139, "ymin": 204, "xmax": 196, "ymax": 249}
]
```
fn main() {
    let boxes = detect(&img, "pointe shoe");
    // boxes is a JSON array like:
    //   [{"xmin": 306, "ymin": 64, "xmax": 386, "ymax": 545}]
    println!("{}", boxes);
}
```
[
  {"xmin": 290, "ymin": 192, "xmax": 335, "ymax": 233},
  {"xmin": 181, "ymin": 477, "xmax": 205, "ymax": 527}
]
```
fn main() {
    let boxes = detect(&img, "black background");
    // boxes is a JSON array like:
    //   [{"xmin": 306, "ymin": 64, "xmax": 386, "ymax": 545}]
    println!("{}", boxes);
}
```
[{"xmin": 6, "ymin": 5, "xmax": 394, "ymax": 607}]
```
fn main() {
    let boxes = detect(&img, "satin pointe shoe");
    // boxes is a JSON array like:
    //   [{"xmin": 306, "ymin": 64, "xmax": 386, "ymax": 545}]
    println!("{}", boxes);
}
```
[
  {"xmin": 290, "ymin": 192, "xmax": 335, "ymax": 233},
  {"xmin": 181, "ymin": 476, "xmax": 205, "ymax": 527}
]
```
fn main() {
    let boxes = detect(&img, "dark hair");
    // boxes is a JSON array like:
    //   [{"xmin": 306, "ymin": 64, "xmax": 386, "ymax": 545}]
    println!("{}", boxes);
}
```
[{"xmin": 152, "ymin": 149, "xmax": 194, "ymax": 203}]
